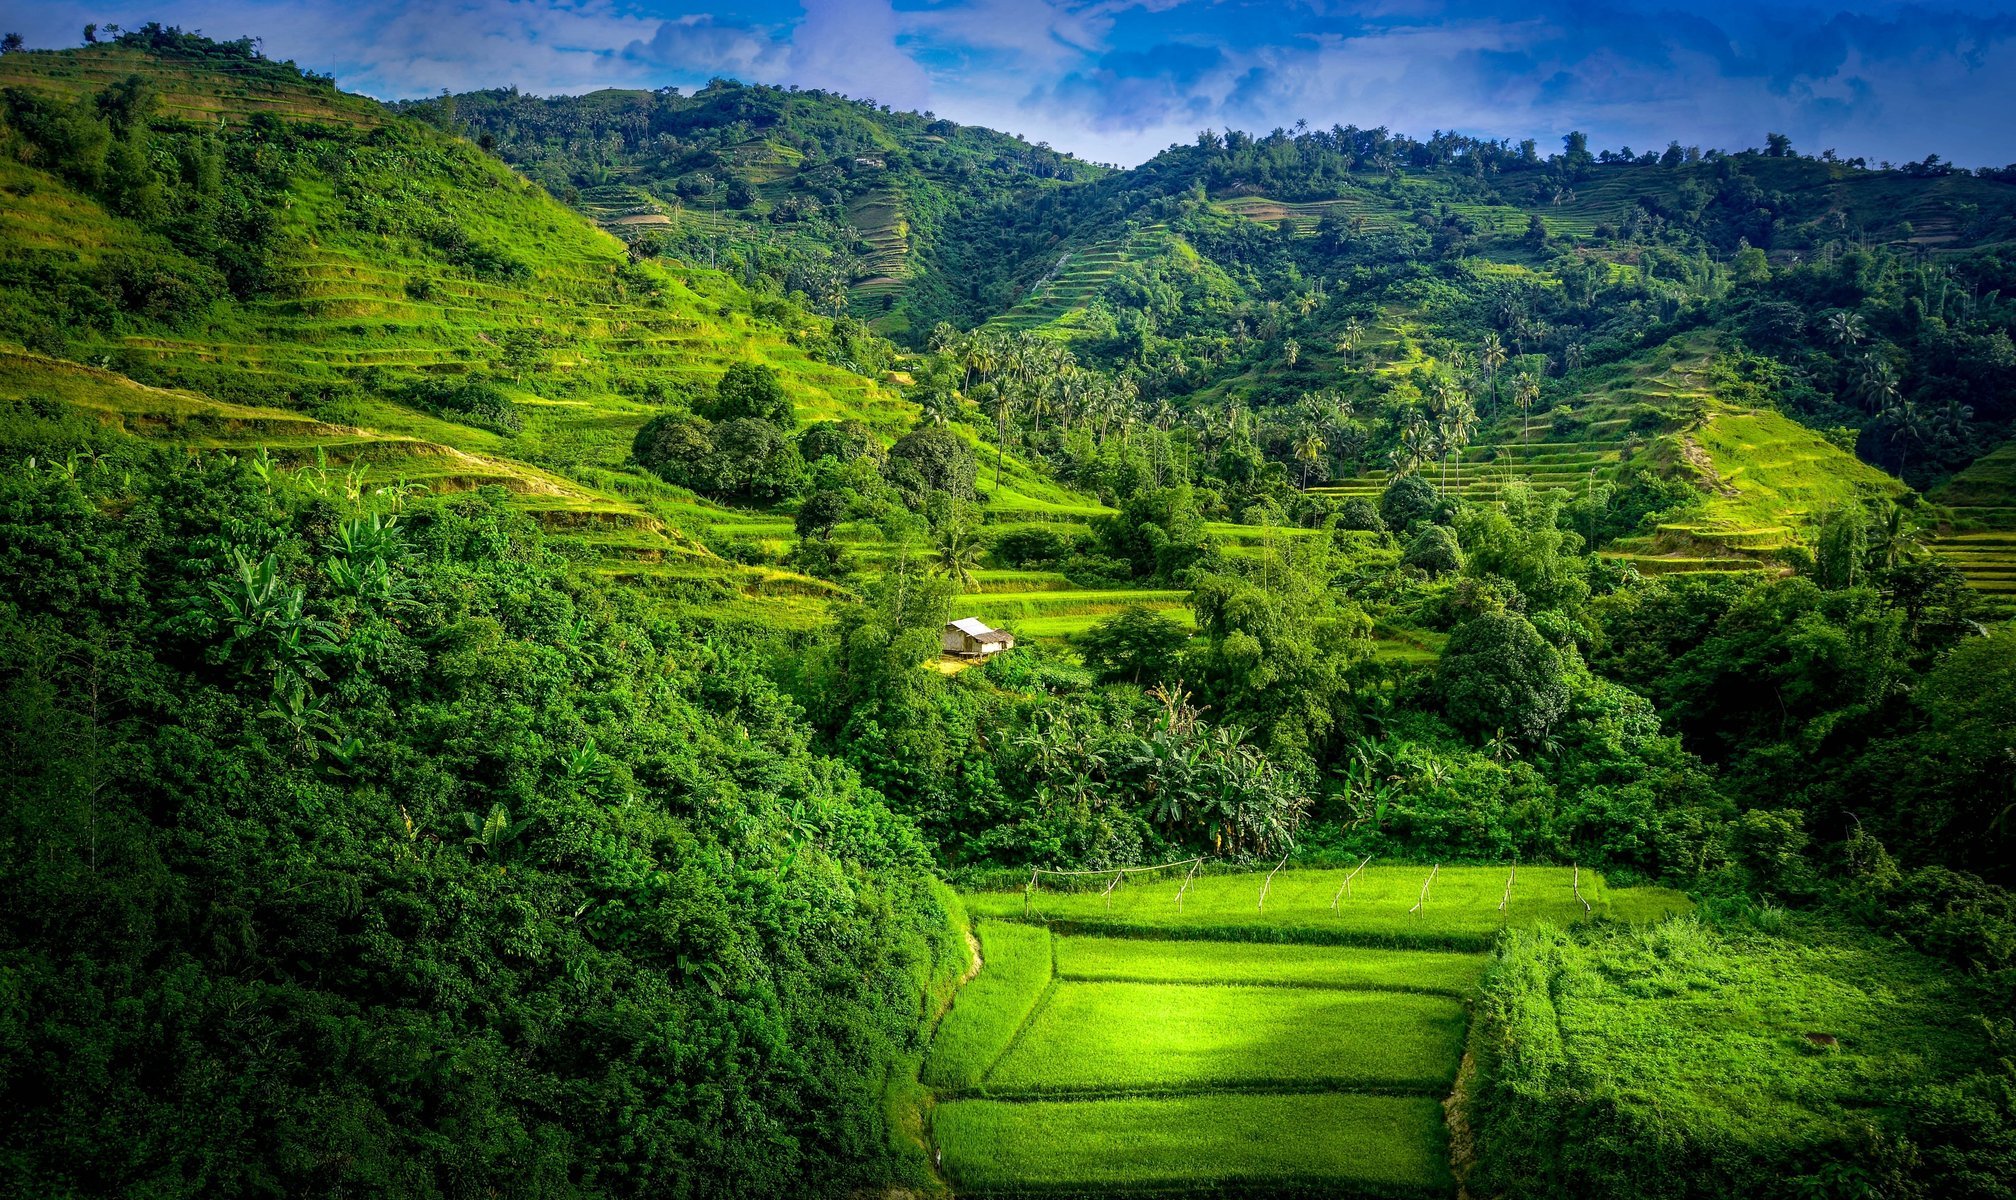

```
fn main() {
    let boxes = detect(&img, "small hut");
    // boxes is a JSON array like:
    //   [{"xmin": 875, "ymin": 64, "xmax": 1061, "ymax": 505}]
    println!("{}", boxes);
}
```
[{"xmin": 942, "ymin": 617, "xmax": 1015, "ymax": 658}]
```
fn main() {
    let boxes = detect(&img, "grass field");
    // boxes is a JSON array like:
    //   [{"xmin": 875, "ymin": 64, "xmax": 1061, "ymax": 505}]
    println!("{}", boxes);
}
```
[
  {"xmin": 1057, "ymin": 936, "xmax": 1487, "ymax": 995},
  {"xmin": 934, "ymin": 1092, "xmax": 1454, "ymax": 1197},
  {"xmin": 1467, "ymin": 912, "xmax": 1999, "ymax": 1195},
  {"xmin": 922, "ymin": 920, "xmax": 1054, "ymax": 1092},
  {"xmin": 983, "ymin": 981, "xmax": 1467, "ymax": 1095},
  {"xmin": 966, "ymin": 864, "xmax": 1689, "ymax": 950},
  {"xmin": 925, "ymin": 867, "xmax": 1691, "ymax": 1197}
]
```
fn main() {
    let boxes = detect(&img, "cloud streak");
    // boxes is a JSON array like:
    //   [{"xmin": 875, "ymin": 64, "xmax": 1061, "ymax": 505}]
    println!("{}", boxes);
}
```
[{"xmin": 8, "ymin": 0, "xmax": 2015, "ymax": 166}]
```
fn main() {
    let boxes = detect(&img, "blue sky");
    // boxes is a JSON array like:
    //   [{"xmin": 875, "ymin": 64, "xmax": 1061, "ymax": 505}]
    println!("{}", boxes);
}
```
[{"xmin": 13, "ymin": 1, "xmax": 2016, "ymax": 166}]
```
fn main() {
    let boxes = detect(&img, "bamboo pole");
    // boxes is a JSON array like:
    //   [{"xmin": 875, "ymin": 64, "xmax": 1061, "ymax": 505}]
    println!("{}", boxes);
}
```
[
  {"xmin": 1101, "ymin": 869, "xmax": 1125, "ymax": 910},
  {"xmin": 1258, "ymin": 852, "xmax": 1291, "ymax": 911},
  {"xmin": 1024, "ymin": 865, "xmax": 1038, "ymax": 917},
  {"xmin": 1572, "ymin": 863, "xmax": 1591, "ymax": 915},
  {"xmin": 1498, "ymin": 862, "xmax": 1518, "ymax": 913},
  {"xmin": 1408, "ymin": 864, "xmax": 1440, "ymax": 915},
  {"xmin": 1175, "ymin": 857, "xmax": 1203, "ymax": 911},
  {"xmin": 1332, "ymin": 856, "xmax": 1373, "ymax": 910}
]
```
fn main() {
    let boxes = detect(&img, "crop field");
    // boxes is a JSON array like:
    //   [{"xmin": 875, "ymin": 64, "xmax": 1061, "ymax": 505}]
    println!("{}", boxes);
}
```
[
  {"xmin": 934, "ymin": 1092, "xmax": 1454, "ymax": 1197},
  {"xmin": 1928, "ymin": 437, "xmax": 2016, "ymax": 614},
  {"xmin": 1057, "ymin": 936, "xmax": 1487, "ymax": 994},
  {"xmin": 922, "ymin": 921, "xmax": 1055, "ymax": 1092},
  {"xmin": 985, "ymin": 982, "xmax": 1466, "ymax": 1095},
  {"xmin": 926, "ymin": 866, "xmax": 1689, "ymax": 1197},
  {"xmin": 965, "ymin": 864, "xmax": 1688, "ymax": 950}
]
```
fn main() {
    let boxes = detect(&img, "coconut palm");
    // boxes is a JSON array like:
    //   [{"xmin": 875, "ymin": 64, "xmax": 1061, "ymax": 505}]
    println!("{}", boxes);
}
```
[
  {"xmin": 933, "ymin": 522, "xmax": 984, "ymax": 592},
  {"xmin": 1481, "ymin": 332, "xmax": 1507, "ymax": 412},
  {"xmin": 1854, "ymin": 356, "xmax": 1901, "ymax": 415},
  {"xmin": 1512, "ymin": 372, "xmax": 1542, "ymax": 444},
  {"xmin": 1823, "ymin": 310, "xmax": 1866, "ymax": 350},
  {"xmin": 1293, "ymin": 428, "xmax": 1326, "ymax": 488}
]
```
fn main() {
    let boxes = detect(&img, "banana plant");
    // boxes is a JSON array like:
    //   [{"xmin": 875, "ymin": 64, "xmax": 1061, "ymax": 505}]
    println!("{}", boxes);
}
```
[
  {"xmin": 461, "ymin": 803, "xmax": 536, "ymax": 872},
  {"xmin": 211, "ymin": 548, "xmax": 343, "ymax": 689}
]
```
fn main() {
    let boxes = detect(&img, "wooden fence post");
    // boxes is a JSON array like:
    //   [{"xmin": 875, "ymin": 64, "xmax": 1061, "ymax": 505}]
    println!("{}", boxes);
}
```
[
  {"xmin": 1331, "ymin": 855, "xmax": 1372, "ymax": 911},
  {"xmin": 1175, "ymin": 857, "xmax": 1202, "ymax": 911},
  {"xmin": 1258, "ymin": 852, "xmax": 1291, "ymax": 912}
]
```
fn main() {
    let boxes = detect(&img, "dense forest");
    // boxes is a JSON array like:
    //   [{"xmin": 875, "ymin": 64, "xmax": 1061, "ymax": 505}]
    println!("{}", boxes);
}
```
[{"xmin": 1, "ymin": 23, "xmax": 2014, "ymax": 1200}]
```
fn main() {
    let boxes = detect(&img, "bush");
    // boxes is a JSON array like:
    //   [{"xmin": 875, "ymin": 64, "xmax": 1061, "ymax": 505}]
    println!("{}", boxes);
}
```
[
  {"xmin": 1337, "ymin": 499, "xmax": 1386, "ymax": 533},
  {"xmin": 1078, "ymin": 608, "xmax": 1192, "ymax": 686},
  {"xmin": 709, "ymin": 417, "xmax": 806, "ymax": 500},
  {"xmin": 711, "ymin": 362, "xmax": 794, "ymax": 427},
  {"xmin": 633, "ymin": 411, "xmax": 715, "ymax": 489},
  {"xmin": 888, "ymin": 425, "xmax": 976, "ymax": 501},
  {"xmin": 1438, "ymin": 611, "xmax": 1568, "ymax": 743},
  {"xmin": 399, "ymin": 377, "xmax": 521, "ymax": 434},
  {"xmin": 1403, "ymin": 524, "xmax": 1463, "ymax": 575},
  {"xmin": 1380, "ymin": 473, "xmax": 1440, "ymax": 533},
  {"xmin": 800, "ymin": 419, "xmax": 881, "ymax": 465}
]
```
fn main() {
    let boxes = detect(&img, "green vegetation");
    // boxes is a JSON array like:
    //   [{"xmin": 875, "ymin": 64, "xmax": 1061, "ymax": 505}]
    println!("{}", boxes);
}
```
[
  {"xmin": 921, "ymin": 920, "xmax": 1053, "ymax": 1091},
  {"xmin": 1468, "ymin": 908, "xmax": 2008, "ymax": 1199},
  {"xmin": 3, "ymin": 25, "xmax": 2016, "ymax": 1200},
  {"xmin": 934, "ymin": 1092, "xmax": 1453, "ymax": 1196},
  {"xmin": 970, "ymin": 866, "xmax": 1680, "ymax": 950},
  {"xmin": 984, "ymin": 981, "xmax": 1466, "ymax": 1095},
  {"xmin": 1056, "ymin": 935, "xmax": 1489, "ymax": 994}
]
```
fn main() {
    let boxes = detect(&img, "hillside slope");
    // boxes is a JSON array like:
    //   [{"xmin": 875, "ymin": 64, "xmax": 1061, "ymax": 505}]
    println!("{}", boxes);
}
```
[
  {"xmin": 439, "ymin": 82, "xmax": 1101, "ymax": 340},
  {"xmin": 0, "ymin": 37, "xmax": 1099, "ymax": 624}
]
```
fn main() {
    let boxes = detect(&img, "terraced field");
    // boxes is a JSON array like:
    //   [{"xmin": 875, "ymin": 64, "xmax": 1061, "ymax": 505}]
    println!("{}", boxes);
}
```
[
  {"xmin": 928, "ymin": 867, "xmax": 1687, "ymax": 1198},
  {"xmin": 0, "ymin": 46, "xmax": 1148, "ymax": 628},
  {"xmin": 1310, "ymin": 335, "xmax": 1908, "ymax": 579},
  {"xmin": 1215, "ymin": 187, "xmax": 1601, "ymax": 240},
  {"xmin": 1928, "ymin": 438, "xmax": 2016, "ymax": 614},
  {"xmin": 986, "ymin": 224, "xmax": 1175, "ymax": 336},
  {"xmin": 844, "ymin": 187, "xmax": 913, "ymax": 312}
]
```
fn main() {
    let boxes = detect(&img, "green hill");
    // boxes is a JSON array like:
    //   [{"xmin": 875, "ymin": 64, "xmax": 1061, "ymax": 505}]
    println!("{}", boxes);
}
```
[
  {"xmin": 438, "ymin": 81, "xmax": 1102, "ymax": 339},
  {"xmin": 1928, "ymin": 437, "xmax": 2016, "ymax": 612},
  {"xmin": 0, "ymin": 38, "xmax": 1106, "ymax": 625}
]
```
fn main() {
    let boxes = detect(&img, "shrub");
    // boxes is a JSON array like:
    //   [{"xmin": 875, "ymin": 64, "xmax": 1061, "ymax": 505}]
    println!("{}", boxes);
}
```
[
  {"xmin": 1438, "ymin": 611, "xmax": 1568, "ymax": 743},
  {"xmin": 1403, "ymin": 524, "xmax": 1463, "ymax": 576},
  {"xmin": 1380, "ymin": 473, "xmax": 1440, "ymax": 533},
  {"xmin": 711, "ymin": 362, "xmax": 794, "ymax": 427}
]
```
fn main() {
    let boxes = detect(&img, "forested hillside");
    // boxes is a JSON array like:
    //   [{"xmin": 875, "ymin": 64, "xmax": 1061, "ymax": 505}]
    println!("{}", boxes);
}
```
[{"xmin": 2, "ymin": 24, "xmax": 2015, "ymax": 1200}]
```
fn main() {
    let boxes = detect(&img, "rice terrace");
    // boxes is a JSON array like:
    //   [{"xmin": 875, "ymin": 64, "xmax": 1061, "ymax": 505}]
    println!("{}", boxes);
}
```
[
  {"xmin": 917, "ymin": 863, "xmax": 1678, "ymax": 1197},
  {"xmin": 2, "ymin": 9, "xmax": 2015, "ymax": 1200}
]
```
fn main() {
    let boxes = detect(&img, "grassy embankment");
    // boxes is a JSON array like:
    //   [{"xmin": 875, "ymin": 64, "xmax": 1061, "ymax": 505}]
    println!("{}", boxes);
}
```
[
  {"xmin": 0, "ymin": 45, "xmax": 1133, "ymax": 631},
  {"xmin": 1928, "ymin": 436, "xmax": 2016, "ymax": 614},
  {"xmin": 925, "ymin": 865, "xmax": 1689, "ymax": 1198}
]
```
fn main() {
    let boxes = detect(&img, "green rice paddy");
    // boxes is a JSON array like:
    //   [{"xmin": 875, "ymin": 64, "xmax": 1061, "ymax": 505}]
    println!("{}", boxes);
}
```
[
  {"xmin": 934, "ymin": 1092, "xmax": 1454, "ymax": 1197},
  {"xmin": 1057, "ymin": 936, "xmax": 1487, "ymax": 995},
  {"xmin": 965, "ymin": 864, "xmax": 1688, "ymax": 950},
  {"xmin": 922, "ymin": 920, "xmax": 1055, "ymax": 1092},
  {"xmin": 983, "ymin": 982, "xmax": 1467, "ymax": 1096},
  {"xmin": 925, "ymin": 866, "xmax": 1691, "ymax": 1197}
]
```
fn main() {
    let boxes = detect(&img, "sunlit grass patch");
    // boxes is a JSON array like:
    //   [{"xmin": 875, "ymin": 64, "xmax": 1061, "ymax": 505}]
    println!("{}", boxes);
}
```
[
  {"xmin": 934, "ymin": 1092, "xmax": 1453, "ymax": 1196},
  {"xmin": 966, "ymin": 865, "xmax": 1681, "ymax": 950},
  {"xmin": 981, "ymin": 981, "xmax": 1466, "ymax": 1096},
  {"xmin": 920, "ymin": 920, "xmax": 1054, "ymax": 1092},
  {"xmin": 1056, "ymin": 935, "xmax": 1487, "ymax": 995}
]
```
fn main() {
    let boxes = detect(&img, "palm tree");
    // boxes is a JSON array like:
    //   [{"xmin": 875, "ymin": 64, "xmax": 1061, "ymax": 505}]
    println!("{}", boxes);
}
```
[
  {"xmin": 1512, "ymin": 372, "xmax": 1541, "ymax": 445},
  {"xmin": 1854, "ymin": 356, "xmax": 1900, "ymax": 415},
  {"xmin": 1334, "ymin": 316, "xmax": 1364, "ymax": 364},
  {"xmin": 1481, "ymin": 332, "xmax": 1507, "ymax": 413},
  {"xmin": 1293, "ymin": 428, "xmax": 1326, "ymax": 488},
  {"xmin": 933, "ymin": 522, "xmax": 984, "ymax": 592},
  {"xmin": 1823, "ymin": 310, "xmax": 1866, "ymax": 350},
  {"xmin": 1564, "ymin": 342, "xmax": 1586, "ymax": 374}
]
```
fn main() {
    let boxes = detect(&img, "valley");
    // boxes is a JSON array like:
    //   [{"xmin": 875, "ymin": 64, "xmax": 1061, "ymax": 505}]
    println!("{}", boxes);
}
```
[{"xmin": 0, "ymin": 22, "xmax": 2013, "ymax": 1200}]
